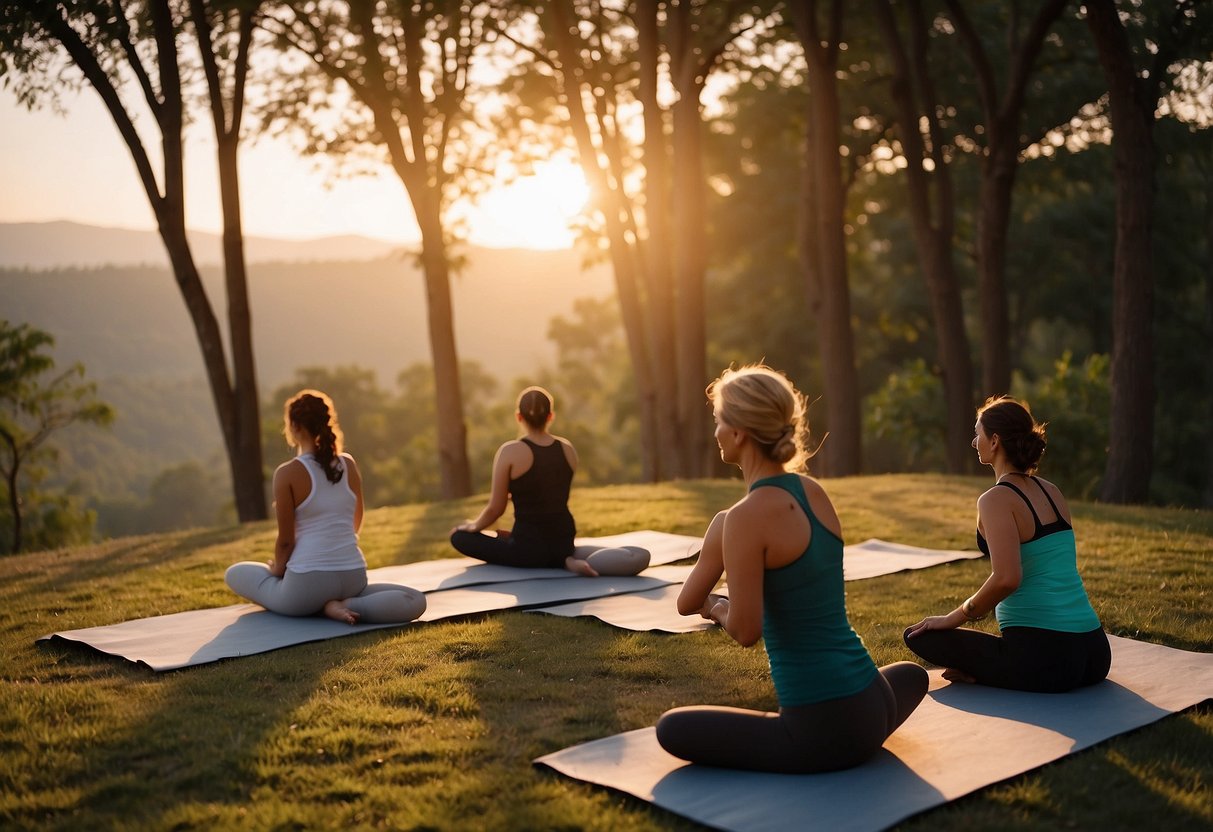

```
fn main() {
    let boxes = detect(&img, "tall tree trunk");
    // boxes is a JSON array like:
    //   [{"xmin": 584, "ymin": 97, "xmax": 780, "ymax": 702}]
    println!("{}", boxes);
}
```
[
  {"xmin": 47, "ymin": 0, "xmax": 265, "ymax": 522},
  {"xmin": 195, "ymin": 0, "xmax": 267, "ymax": 521},
  {"xmin": 1087, "ymin": 0, "xmax": 1155, "ymax": 504},
  {"xmin": 2, "ymin": 435, "xmax": 21, "ymax": 553},
  {"xmin": 791, "ymin": 0, "xmax": 862, "ymax": 476},
  {"xmin": 215, "ymin": 136, "xmax": 267, "ymax": 520},
  {"xmin": 635, "ymin": 0, "xmax": 682, "ymax": 478},
  {"xmin": 1205, "ymin": 197, "xmax": 1213, "ymax": 507},
  {"xmin": 416, "ymin": 204, "xmax": 472, "ymax": 499},
  {"xmin": 157, "ymin": 216, "xmax": 242, "ymax": 482},
  {"xmin": 944, "ymin": 0, "xmax": 1069, "ymax": 398},
  {"xmin": 875, "ymin": 0, "xmax": 974, "ymax": 473},
  {"xmin": 974, "ymin": 146, "xmax": 1016, "ymax": 396},
  {"xmin": 550, "ymin": 0, "xmax": 663, "ymax": 479},
  {"xmin": 670, "ymin": 88, "xmax": 710, "ymax": 478},
  {"xmin": 336, "ymin": 0, "xmax": 473, "ymax": 499}
]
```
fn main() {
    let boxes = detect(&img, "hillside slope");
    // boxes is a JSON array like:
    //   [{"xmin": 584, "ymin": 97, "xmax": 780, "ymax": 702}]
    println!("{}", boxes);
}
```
[{"xmin": 2, "ymin": 476, "xmax": 1209, "ymax": 831}]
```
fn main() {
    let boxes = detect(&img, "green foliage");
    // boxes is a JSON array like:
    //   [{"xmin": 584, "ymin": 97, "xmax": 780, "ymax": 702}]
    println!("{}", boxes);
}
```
[
  {"xmin": 1016, "ymin": 352, "xmax": 1111, "ymax": 500},
  {"xmin": 0, "ymin": 477, "xmax": 1209, "ymax": 829},
  {"xmin": 0, "ymin": 320, "xmax": 113, "ymax": 554},
  {"xmin": 865, "ymin": 359, "xmax": 949, "ymax": 472},
  {"xmin": 527, "ymin": 296, "xmax": 641, "ymax": 486},
  {"xmin": 0, "ymin": 486, "xmax": 96, "ymax": 553}
]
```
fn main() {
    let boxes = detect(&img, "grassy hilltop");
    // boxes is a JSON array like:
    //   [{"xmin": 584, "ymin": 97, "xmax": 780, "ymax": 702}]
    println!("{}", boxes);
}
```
[{"xmin": 1, "ymin": 475, "xmax": 1210, "ymax": 830}]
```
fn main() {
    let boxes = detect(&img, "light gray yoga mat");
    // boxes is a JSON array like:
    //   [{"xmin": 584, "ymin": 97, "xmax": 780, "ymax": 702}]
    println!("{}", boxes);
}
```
[
  {"xmin": 528, "ymin": 579, "xmax": 714, "ymax": 634},
  {"xmin": 40, "ymin": 573, "xmax": 673, "ymax": 672},
  {"xmin": 535, "ymin": 635, "xmax": 1213, "ymax": 832},
  {"xmin": 842, "ymin": 538, "xmax": 982, "ymax": 580},
  {"xmin": 371, "ymin": 530, "xmax": 703, "ymax": 592},
  {"xmin": 524, "ymin": 540, "xmax": 981, "ymax": 632}
]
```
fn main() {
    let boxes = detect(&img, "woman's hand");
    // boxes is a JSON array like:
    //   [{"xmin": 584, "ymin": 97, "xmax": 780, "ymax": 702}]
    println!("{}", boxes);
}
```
[
  {"xmin": 698, "ymin": 596, "xmax": 722, "ymax": 620},
  {"xmin": 702, "ymin": 595, "xmax": 729, "ymax": 624},
  {"xmin": 453, "ymin": 520, "xmax": 479, "ymax": 534},
  {"xmin": 267, "ymin": 559, "xmax": 286, "ymax": 578},
  {"xmin": 905, "ymin": 608, "xmax": 967, "ymax": 639}
]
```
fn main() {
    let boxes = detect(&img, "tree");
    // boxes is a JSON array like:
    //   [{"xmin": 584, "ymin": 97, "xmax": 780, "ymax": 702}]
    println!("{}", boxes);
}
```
[
  {"xmin": 188, "ymin": 0, "xmax": 267, "ymax": 521},
  {"xmin": 1084, "ymin": 0, "xmax": 1206, "ymax": 503},
  {"xmin": 0, "ymin": 0, "xmax": 268, "ymax": 521},
  {"xmin": 872, "ymin": 0, "xmax": 975, "ymax": 473},
  {"xmin": 262, "ymin": 0, "xmax": 486, "ymax": 499},
  {"xmin": 496, "ymin": 0, "xmax": 771, "ymax": 479},
  {"xmin": 0, "ymin": 321, "xmax": 113, "ymax": 554},
  {"xmin": 785, "ymin": 0, "xmax": 863, "ymax": 475},
  {"xmin": 942, "ymin": 0, "xmax": 1071, "ymax": 397}
]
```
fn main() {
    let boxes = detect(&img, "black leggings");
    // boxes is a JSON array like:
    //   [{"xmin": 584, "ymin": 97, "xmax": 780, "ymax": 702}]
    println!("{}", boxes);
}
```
[
  {"xmin": 903, "ymin": 625, "xmax": 1111, "ymax": 693},
  {"xmin": 450, "ymin": 528, "xmax": 569, "ymax": 569},
  {"xmin": 449, "ymin": 529, "xmax": 650, "ymax": 575},
  {"xmin": 655, "ymin": 662, "xmax": 929, "ymax": 774}
]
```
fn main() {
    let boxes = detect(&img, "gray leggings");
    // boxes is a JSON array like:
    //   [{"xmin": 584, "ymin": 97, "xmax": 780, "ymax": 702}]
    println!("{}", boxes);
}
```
[
  {"xmin": 571, "ymin": 544, "xmax": 651, "ymax": 575},
  {"xmin": 225, "ymin": 563, "xmax": 426, "ymax": 623},
  {"xmin": 655, "ymin": 662, "xmax": 929, "ymax": 773}
]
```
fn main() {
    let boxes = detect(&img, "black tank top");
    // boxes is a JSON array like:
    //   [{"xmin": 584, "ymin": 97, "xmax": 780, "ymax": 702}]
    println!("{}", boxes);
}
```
[
  {"xmin": 977, "ymin": 476, "xmax": 1072, "ymax": 556},
  {"xmin": 511, "ymin": 438, "xmax": 574, "ymax": 520}
]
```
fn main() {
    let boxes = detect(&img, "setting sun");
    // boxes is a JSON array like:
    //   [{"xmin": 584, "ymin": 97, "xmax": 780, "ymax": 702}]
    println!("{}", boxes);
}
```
[{"xmin": 460, "ymin": 158, "xmax": 590, "ymax": 250}]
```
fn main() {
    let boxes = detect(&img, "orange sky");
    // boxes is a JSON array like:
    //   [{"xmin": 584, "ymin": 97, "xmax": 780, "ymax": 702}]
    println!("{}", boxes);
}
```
[{"xmin": 0, "ymin": 88, "xmax": 588, "ymax": 250}]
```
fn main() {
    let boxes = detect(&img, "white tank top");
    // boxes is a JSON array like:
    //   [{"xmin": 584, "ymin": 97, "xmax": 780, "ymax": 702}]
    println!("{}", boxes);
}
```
[{"xmin": 286, "ymin": 453, "xmax": 366, "ymax": 573}]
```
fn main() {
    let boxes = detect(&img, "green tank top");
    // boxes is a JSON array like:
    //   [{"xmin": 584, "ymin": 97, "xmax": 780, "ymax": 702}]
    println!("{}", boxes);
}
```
[
  {"xmin": 988, "ymin": 479, "xmax": 1100, "ymax": 633},
  {"xmin": 755, "ymin": 474, "xmax": 877, "ymax": 706}
]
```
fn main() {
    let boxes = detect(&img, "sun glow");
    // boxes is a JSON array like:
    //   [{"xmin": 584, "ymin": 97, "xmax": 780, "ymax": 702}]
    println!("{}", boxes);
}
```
[{"xmin": 461, "ymin": 159, "xmax": 591, "ymax": 250}]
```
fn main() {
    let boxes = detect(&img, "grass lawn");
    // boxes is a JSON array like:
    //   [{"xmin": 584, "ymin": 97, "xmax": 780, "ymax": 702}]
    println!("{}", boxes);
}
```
[{"xmin": 1, "ymin": 474, "xmax": 1210, "ymax": 830}]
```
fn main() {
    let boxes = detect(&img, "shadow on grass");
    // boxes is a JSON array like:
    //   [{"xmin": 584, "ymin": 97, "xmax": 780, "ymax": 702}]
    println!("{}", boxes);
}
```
[
  {"xmin": 386, "ymin": 498, "xmax": 470, "ymax": 566},
  {"xmin": 21, "ymin": 632, "xmax": 390, "ymax": 829},
  {"xmin": 468, "ymin": 613, "xmax": 717, "ymax": 829},
  {"xmin": 3, "ymin": 524, "xmax": 253, "ymax": 599}
]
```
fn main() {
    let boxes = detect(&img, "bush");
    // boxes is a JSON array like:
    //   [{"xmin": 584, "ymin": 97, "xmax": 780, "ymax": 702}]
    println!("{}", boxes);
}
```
[{"xmin": 1016, "ymin": 352, "xmax": 1110, "ymax": 499}]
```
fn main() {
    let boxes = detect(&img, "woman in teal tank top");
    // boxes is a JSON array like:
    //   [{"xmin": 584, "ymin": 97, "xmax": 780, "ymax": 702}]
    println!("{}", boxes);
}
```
[
  {"xmin": 655, "ymin": 365, "xmax": 928, "ymax": 773},
  {"xmin": 904, "ymin": 396, "xmax": 1110, "ymax": 693}
]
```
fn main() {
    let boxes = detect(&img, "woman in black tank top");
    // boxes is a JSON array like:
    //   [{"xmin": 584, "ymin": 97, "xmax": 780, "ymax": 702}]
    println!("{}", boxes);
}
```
[{"xmin": 449, "ymin": 387, "xmax": 649, "ymax": 576}]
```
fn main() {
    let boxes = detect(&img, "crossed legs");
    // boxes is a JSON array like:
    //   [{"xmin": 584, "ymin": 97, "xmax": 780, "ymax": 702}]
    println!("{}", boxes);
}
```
[{"xmin": 225, "ymin": 563, "xmax": 425, "ymax": 624}]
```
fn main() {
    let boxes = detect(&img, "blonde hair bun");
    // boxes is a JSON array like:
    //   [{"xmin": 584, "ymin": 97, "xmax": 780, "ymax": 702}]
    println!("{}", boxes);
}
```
[{"xmin": 707, "ymin": 364, "xmax": 811, "ymax": 472}]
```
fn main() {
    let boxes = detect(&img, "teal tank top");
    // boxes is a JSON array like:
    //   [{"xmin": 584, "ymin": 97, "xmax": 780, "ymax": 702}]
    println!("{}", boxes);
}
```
[
  {"xmin": 755, "ymin": 473, "xmax": 878, "ymax": 706},
  {"xmin": 987, "ymin": 479, "xmax": 1101, "ymax": 633}
]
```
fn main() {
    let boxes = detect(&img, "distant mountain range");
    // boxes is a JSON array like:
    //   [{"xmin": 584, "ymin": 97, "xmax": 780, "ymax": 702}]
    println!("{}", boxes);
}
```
[
  {"xmin": 0, "ymin": 220, "xmax": 406, "ymax": 270},
  {"xmin": 0, "ymin": 221, "xmax": 617, "ymax": 386}
]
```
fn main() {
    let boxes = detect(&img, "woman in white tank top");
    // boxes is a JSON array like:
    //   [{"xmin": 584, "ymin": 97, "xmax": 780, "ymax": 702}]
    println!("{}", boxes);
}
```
[{"xmin": 225, "ymin": 390, "xmax": 425, "ymax": 625}]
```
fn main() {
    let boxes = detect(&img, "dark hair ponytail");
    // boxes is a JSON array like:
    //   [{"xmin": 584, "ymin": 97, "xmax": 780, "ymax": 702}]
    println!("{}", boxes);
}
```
[
  {"xmin": 977, "ymin": 395, "xmax": 1047, "ymax": 474},
  {"xmin": 284, "ymin": 390, "xmax": 345, "ymax": 483},
  {"xmin": 517, "ymin": 386, "xmax": 553, "ymax": 430}
]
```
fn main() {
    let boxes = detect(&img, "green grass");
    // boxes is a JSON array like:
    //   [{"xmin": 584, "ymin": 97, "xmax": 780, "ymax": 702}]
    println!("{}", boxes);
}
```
[{"xmin": 1, "ymin": 474, "xmax": 1210, "ymax": 830}]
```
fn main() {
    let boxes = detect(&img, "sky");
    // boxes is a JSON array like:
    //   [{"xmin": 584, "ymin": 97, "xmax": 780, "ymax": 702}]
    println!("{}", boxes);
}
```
[{"xmin": 0, "ymin": 87, "xmax": 589, "ymax": 250}]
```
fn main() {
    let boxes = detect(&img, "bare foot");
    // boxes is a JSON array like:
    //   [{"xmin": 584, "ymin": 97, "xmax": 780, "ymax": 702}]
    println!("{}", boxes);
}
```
[
  {"xmin": 323, "ymin": 599, "xmax": 360, "ymax": 625},
  {"xmin": 942, "ymin": 668, "xmax": 977, "ymax": 684},
  {"xmin": 564, "ymin": 556, "xmax": 599, "ymax": 577}
]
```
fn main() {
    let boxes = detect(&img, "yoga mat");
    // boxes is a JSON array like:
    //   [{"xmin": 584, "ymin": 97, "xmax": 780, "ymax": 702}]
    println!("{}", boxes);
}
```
[
  {"xmin": 40, "ymin": 573, "xmax": 674, "ymax": 672},
  {"xmin": 527, "ymin": 581, "xmax": 714, "ymax": 634},
  {"xmin": 522, "ymin": 538, "xmax": 981, "ymax": 632},
  {"xmin": 842, "ymin": 538, "xmax": 982, "ymax": 580},
  {"xmin": 371, "ymin": 530, "xmax": 703, "ymax": 592},
  {"xmin": 535, "ymin": 635, "xmax": 1213, "ymax": 832}
]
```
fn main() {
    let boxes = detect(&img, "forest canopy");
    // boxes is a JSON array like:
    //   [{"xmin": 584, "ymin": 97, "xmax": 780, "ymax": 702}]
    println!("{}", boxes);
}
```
[{"xmin": 1, "ymin": 0, "xmax": 1210, "ymax": 548}]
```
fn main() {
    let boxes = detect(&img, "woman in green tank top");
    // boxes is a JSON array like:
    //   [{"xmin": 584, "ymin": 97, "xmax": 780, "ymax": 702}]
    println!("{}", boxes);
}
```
[
  {"xmin": 904, "ymin": 396, "xmax": 1110, "ymax": 692},
  {"xmin": 655, "ymin": 364, "xmax": 928, "ymax": 773}
]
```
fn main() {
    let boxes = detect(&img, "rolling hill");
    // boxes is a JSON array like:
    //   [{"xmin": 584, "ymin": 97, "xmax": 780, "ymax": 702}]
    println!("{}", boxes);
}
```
[{"xmin": 0, "ymin": 221, "xmax": 616, "ymax": 386}]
